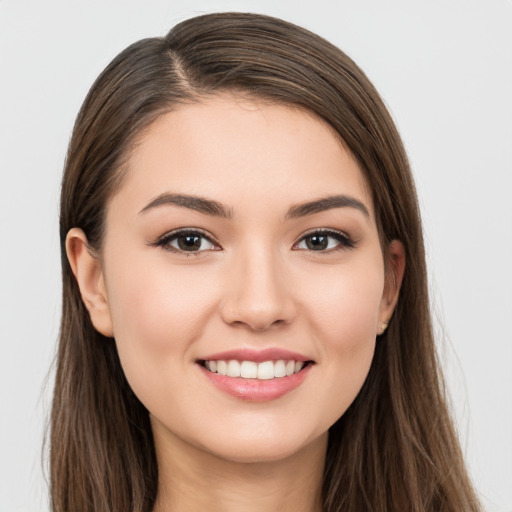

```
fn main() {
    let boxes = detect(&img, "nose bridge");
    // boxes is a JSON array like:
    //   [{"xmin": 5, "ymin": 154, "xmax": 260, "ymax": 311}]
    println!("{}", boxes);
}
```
[{"xmin": 221, "ymin": 240, "xmax": 294, "ymax": 331}]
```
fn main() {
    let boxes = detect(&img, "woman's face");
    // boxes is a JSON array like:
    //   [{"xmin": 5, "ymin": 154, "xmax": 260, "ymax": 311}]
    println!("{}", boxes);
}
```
[{"xmin": 75, "ymin": 95, "xmax": 401, "ymax": 463}]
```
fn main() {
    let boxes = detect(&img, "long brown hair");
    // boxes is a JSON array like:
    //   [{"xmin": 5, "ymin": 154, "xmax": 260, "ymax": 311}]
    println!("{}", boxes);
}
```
[{"xmin": 51, "ymin": 12, "xmax": 481, "ymax": 512}]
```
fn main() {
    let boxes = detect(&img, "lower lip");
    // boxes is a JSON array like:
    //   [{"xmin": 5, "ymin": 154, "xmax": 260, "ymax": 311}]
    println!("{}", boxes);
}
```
[{"xmin": 198, "ymin": 364, "xmax": 312, "ymax": 401}]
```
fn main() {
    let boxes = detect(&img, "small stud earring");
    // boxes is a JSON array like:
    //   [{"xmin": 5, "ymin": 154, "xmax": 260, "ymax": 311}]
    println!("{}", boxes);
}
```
[{"xmin": 379, "ymin": 322, "xmax": 388, "ymax": 335}]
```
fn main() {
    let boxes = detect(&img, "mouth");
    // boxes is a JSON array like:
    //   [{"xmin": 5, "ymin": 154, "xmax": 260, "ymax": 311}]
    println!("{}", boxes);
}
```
[
  {"xmin": 196, "ymin": 349, "xmax": 315, "ymax": 401},
  {"xmin": 199, "ymin": 358, "xmax": 313, "ymax": 380}
]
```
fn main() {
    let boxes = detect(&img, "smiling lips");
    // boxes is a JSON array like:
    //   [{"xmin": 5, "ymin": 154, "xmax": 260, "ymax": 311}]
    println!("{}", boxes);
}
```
[
  {"xmin": 198, "ymin": 348, "xmax": 313, "ymax": 401},
  {"xmin": 204, "ymin": 359, "xmax": 305, "ymax": 379}
]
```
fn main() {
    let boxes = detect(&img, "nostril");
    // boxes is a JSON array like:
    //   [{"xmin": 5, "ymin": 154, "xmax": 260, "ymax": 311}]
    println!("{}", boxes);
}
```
[{"xmin": 227, "ymin": 317, "xmax": 289, "ymax": 332}]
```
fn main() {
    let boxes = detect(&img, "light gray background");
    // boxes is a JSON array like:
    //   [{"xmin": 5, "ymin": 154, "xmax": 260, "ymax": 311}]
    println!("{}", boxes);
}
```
[{"xmin": 1, "ymin": 1, "xmax": 511, "ymax": 511}]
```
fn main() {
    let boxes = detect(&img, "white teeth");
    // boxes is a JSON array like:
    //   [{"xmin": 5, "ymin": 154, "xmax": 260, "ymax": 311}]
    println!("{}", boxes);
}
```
[
  {"xmin": 226, "ymin": 360, "xmax": 241, "ymax": 377},
  {"xmin": 204, "ymin": 359, "xmax": 308, "ymax": 379},
  {"xmin": 274, "ymin": 360, "xmax": 286, "ymax": 378},
  {"xmin": 257, "ymin": 361, "xmax": 275, "ymax": 380},
  {"xmin": 217, "ymin": 360, "xmax": 227, "ymax": 376},
  {"xmin": 240, "ymin": 361, "xmax": 258, "ymax": 378}
]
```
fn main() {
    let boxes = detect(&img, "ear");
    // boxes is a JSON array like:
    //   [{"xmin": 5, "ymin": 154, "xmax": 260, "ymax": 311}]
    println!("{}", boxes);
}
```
[
  {"xmin": 66, "ymin": 228, "xmax": 114, "ymax": 337},
  {"xmin": 377, "ymin": 239, "xmax": 406, "ymax": 335}
]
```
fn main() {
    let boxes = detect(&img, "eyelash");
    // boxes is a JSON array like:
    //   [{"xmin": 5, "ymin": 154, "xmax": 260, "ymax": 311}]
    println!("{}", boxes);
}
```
[
  {"xmin": 293, "ymin": 229, "xmax": 355, "ymax": 253},
  {"xmin": 150, "ymin": 228, "xmax": 355, "ymax": 255},
  {"xmin": 150, "ymin": 228, "xmax": 220, "ymax": 256}
]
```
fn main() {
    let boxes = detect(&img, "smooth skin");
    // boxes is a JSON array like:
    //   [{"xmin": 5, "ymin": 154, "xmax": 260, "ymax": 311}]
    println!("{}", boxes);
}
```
[{"xmin": 67, "ymin": 95, "xmax": 405, "ymax": 512}]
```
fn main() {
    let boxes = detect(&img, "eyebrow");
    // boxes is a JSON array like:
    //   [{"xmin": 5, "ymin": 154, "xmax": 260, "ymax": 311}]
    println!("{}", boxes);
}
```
[
  {"xmin": 139, "ymin": 192, "xmax": 370, "ymax": 220},
  {"xmin": 139, "ymin": 193, "xmax": 233, "ymax": 218},
  {"xmin": 285, "ymin": 195, "xmax": 370, "ymax": 219}
]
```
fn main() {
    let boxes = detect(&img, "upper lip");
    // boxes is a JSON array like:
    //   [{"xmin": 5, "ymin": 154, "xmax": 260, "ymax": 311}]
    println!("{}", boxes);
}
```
[{"xmin": 199, "ymin": 348, "xmax": 313, "ymax": 363}]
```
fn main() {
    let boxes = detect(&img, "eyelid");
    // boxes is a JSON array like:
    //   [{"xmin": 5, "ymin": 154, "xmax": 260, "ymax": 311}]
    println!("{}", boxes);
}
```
[
  {"xmin": 149, "ymin": 227, "xmax": 222, "ymax": 253},
  {"xmin": 149, "ymin": 227, "xmax": 355, "ymax": 254},
  {"xmin": 292, "ymin": 228, "xmax": 355, "ymax": 251}
]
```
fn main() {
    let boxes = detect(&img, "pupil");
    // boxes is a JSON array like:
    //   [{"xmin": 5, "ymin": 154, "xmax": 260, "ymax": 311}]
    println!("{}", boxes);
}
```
[
  {"xmin": 306, "ymin": 235, "xmax": 328, "ymax": 250},
  {"xmin": 178, "ymin": 235, "xmax": 201, "ymax": 251}
]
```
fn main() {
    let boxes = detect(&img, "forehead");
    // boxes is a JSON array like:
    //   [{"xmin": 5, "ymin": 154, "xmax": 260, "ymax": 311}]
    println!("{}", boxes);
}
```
[{"xmin": 110, "ymin": 94, "xmax": 373, "ymax": 219}]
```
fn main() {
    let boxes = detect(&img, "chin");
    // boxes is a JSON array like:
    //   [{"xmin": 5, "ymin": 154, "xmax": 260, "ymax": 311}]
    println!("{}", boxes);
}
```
[{"xmin": 198, "ymin": 428, "xmax": 327, "ymax": 465}]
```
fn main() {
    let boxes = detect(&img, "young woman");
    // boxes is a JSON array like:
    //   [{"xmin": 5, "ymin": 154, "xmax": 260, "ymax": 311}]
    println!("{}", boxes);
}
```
[{"xmin": 51, "ymin": 12, "xmax": 481, "ymax": 512}]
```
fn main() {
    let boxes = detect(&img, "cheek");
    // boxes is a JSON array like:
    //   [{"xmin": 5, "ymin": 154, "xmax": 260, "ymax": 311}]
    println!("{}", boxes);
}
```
[
  {"xmin": 103, "ymin": 252, "xmax": 219, "ymax": 389},
  {"xmin": 305, "ymin": 259, "xmax": 384, "ymax": 343},
  {"xmin": 102, "ymin": 262, "xmax": 221, "ymax": 428},
  {"xmin": 106, "ymin": 251, "xmax": 216, "ymax": 340},
  {"xmin": 300, "ymin": 261, "xmax": 384, "ymax": 412}
]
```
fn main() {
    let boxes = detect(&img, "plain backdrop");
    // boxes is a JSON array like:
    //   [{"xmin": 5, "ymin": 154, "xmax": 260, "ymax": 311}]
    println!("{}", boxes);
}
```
[{"xmin": 0, "ymin": 1, "xmax": 511, "ymax": 511}]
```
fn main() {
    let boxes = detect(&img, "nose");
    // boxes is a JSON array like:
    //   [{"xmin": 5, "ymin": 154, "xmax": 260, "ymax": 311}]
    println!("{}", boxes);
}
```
[{"xmin": 220, "ymin": 246, "xmax": 296, "ymax": 332}]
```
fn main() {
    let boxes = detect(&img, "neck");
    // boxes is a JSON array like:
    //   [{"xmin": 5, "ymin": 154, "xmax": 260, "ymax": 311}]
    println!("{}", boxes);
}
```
[{"xmin": 152, "ymin": 427, "xmax": 327, "ymax": 512}]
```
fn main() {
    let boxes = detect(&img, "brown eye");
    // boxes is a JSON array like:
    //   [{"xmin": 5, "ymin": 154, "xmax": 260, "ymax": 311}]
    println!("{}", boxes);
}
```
[
  {"xmin": 304, "ymin": 234, "xmax": 329, "ymax": 250},
  {"xmin": 176, "ymin": 234, "xmax": 203, "ymax": 251},
  {"xmin": 295, "ymin": 230, "xmax": 354, "ymax": 252},
  {"xmin": 154, "ymin": 230, "xmax": 218, "ymax": 254}
]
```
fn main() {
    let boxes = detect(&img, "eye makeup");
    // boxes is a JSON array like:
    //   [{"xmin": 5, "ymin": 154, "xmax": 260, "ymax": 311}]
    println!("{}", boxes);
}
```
[
  {"xmin": 293, "ymin": 228, "xmax": 356, "ymax": 253},
  {"xmin": 149, "ymin": 226, "xmax": 356, "ymax": 257},
  {"xmin": 148, "ymin": 227, "xmax": 221, "ymax": 255}
]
